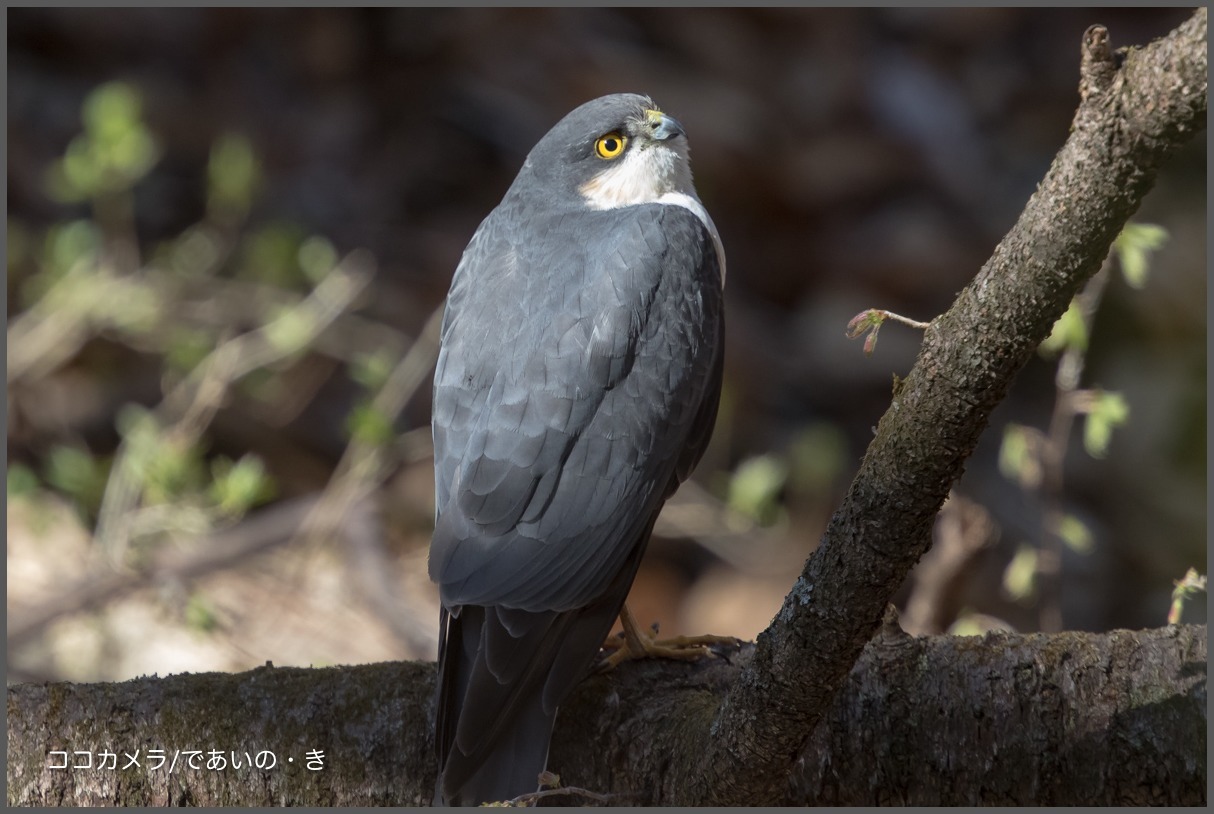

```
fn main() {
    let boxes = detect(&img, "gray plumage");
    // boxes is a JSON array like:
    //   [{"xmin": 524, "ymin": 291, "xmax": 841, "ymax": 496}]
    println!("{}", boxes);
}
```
[{"xmin": 429, "ymin": 93, "xmax": 724, "ymax": 806}]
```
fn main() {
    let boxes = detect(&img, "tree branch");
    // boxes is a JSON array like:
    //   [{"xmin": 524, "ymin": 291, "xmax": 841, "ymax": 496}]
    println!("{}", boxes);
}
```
[
  {"xmin": 7, "ymin": 624, "xmax": 1204, "ymax": 805},
  {"xmin": 682, "ymin": 10, "xmax": 1206, "ymax": 805}
]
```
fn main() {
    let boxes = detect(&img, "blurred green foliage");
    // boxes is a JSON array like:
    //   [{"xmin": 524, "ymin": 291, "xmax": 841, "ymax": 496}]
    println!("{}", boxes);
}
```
[
  {"xmin": 998, "ymin": 424, "xmax": 1040, "ymax": 491},
  {"xmin": 239, "ymin": 223, "xmax": 314, "ymax": 289},
  {"xmin": 998, "ymin": 221, "xmax": 1167, "ymax": 612},
  {"xmin": 346, "ymin": 402, "xmax": 396, "ymax": 447},
  {"xmin": 117, "ymin": 405, "xmax": 207, "ymax": 506},
  {"xmin": 263, "ymin": 302, "xmax": 317, "ymax": 357},
  {"xmin": 786, "ymin": 422, "xmax": 847, "ymax": 498},
  {"xmin": 45, "ymin": 445, "xmax": 111, "ymax": 517},
  {"xmin": 1057, "ymin": 513, "xmax": 1093, "ymax": 556},
  {"xmin": 44, "ymin": 81, "xmax": 160, "ymax": 203},
  {"xmin": 165, "ymin": 328, "xmax": 218, "ymax": 376},
  {"xmin": 1003, "ymin": 544, "xmax": 1038, "ymax": 603},
  {"xmin": 298, "ymin": 235, "xmax": 339, "ymax": 284},
  {"xmin": 350, "ymin": 348, "xmax": 397, "ymax": 392},
  {"xmin": 1113, "ymin": 223, "xmax": 1168, "ymax": 289},
  {"xmin": 7, "ymin": 463, "xmax": 41, "ymax": 499},
  {"xmin": 1039, "ymin": 300, "xmax": 1087, "ymax": 357},
  {"xmin": 185, "ymin": 592, "xmax": 220, "ymax": 633},
  {"xmin": 1083, "ymin": 391, "xmax": 1129, "ymax": 458},
  {"xmin": 208, "ymin": 133, "xmax": 261, "ymax": 220},
  {"xmin": 210, "ymin": 455, "xmax": 276, "ymax": 517},
  {"xmin": 727, "ymin": 454, "xmax": 788, "ymax": 527},
  {"xmin": 23, "ymin": 220, "xmax": 102, "ymax": 306},
  {"xmin": 10, "ymin": 81, "xmax": 303, "ymax": 565}
]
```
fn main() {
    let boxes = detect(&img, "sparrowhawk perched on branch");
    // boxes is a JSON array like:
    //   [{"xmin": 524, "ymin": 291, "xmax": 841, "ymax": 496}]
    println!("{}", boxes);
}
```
[{"xmin": 429, "ymin": 92, "xmax": 725, "ymax": 806}]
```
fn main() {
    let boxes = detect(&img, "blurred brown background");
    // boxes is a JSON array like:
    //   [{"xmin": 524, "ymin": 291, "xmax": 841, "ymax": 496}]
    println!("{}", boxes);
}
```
[{"xmin": 7, "ymin": 7, "xmax": 1206, "ymax": 684}]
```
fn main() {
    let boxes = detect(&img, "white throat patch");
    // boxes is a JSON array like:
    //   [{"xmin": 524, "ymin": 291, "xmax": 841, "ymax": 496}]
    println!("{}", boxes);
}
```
[{"xmin": 579, "ymin": 144, "xmax": 727, "ymax": 284}]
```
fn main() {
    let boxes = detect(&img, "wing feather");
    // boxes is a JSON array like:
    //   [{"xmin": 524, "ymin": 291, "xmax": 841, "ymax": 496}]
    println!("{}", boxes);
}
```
[
  {"xmin": 431, "ymin": 204, "xmax": 720, "ymax": 608},
  {"xmin": 432, "ymin": 200, "xmax": 724, "ymax": 805}
]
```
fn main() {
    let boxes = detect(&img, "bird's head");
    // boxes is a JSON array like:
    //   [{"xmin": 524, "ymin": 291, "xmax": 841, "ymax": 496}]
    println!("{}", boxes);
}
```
[{"xmin": 511, "ymin": 93, "xmax": 699, "ymax": 210}]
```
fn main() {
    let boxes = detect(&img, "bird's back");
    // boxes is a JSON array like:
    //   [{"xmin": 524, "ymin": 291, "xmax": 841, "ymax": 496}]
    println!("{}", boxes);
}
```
[{"xmin": 429, "ymin": 94, "xmax": 724, "ymax": 806}]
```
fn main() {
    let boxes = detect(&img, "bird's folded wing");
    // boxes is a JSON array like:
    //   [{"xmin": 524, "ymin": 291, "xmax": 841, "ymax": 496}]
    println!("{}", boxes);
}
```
[{"xmin": 429, "ymin": 204, "xmax": 722, "ymax": 611}]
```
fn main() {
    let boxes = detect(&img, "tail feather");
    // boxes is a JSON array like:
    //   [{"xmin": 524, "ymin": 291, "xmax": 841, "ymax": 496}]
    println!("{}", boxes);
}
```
[{"xmin": 433, "ymin": 527, "xmax": 653, "ymax": 806}]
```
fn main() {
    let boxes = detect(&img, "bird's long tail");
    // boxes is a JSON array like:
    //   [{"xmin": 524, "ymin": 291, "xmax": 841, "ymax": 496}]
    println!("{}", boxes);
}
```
[{"xmin": 432, "ymin": 525, "xmax": 653, "ymax": 806}]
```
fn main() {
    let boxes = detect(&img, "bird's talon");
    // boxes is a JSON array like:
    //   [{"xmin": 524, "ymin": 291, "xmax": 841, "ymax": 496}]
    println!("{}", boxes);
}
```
[{"xmin": 597, "ymin": 605, "xmax": 741, "ymax": 670}]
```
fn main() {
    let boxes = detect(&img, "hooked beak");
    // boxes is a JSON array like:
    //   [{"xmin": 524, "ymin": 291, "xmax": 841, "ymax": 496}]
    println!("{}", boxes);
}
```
[{"xmin": 646, "ymin": 109, "xmax": 685, "ymax": 141}]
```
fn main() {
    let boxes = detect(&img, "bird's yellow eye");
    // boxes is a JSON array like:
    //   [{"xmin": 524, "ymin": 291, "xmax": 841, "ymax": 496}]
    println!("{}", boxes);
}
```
[{"xmin": 594, "ymin": 133, "xmax": 627, "ymax": 159}]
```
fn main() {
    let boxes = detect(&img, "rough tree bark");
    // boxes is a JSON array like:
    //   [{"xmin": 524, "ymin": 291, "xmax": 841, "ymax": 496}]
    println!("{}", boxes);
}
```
[
  {"xmin": 675, "ymin": 9, "xmax": 1207, "ymax": 806},
  {"xmin": 6, "ymin": 10, "xmax": 1207, "ymax": 808},
  {"xmin": 6, "ymin": 624, "xmax": 1206, "ymax": 806}
]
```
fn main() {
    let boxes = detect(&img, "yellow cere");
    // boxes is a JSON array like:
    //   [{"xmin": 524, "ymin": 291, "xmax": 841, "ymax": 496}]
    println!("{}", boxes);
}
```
[{"xmin": 594, "ymin": 132, "xmax": 627, "ymax": 159}]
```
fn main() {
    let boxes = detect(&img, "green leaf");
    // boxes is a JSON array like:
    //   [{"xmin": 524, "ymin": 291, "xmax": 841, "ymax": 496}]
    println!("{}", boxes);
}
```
[
  {"xmin": 263, "ymin": 305, "xmax": 314, "ymax": 356},
  {"xmin": 726, "ymin": 454, "xmax": 788, "ymax": 526},
  {"xmin": 350, "ymin": 348, "xmax": 396, "ymax": 392},
  {"xmin": 346, "ymin": 402, "xmax": 396, "ymax": 446},
  {"xmin": 118, "ymin": 407, "xmax": 205, "ymax": 505},
  {"xmin": 209, "ymin": 454, "xmax": 275, "ymax": 517},
  {"xmin": 7, "ymin": 463, "xmax": 41, "ymax": 498},
  {"xmin": 165, "ymin": 328, "xmax": 216, "ymax": 374},
  {"xmin": 1113, "ymin": 222, "xmax": 1168, "ymax": 289},
  {"xmin": 1083, "ymin": 391, "xmax": 1130, "ymax": 458},
  {"xmin": 207, "ymin": 133, "xmax": 261, "ymax": 219},
  {"xmin": 168, "ymin": 225, "xmax": 223, "ymax": 277},
  {"xmin": 184, "ymin": 592, "xmax": 220, "ymax": 633},
  {"xmin": 1039, "ymin": 300, "xmax": 1087, "ymax": 356},
  {"xmin": 998, "ymin": 424, "xmax": 1041, "ymax": 490},
  {"xmin": 46, "ymin": 136, "xmax": 101, "ymax": 203},
  {"xmin": 1002, "ymin": 544, "xmax": 1038, "ymax": 603},
  {"xmin": 47, "ymin": 82, "xmax": 161, "ymax": 201},
  {"xmin": 1057, "ymin": 513, "xmax": 1094, "ymax": 555},
  {"xmin": 239, "ymin": 223, "xmax": 308, "ymax": 288},
  {"xmin": 106, "ymin": 127, "xmax": 159, "ymax": 184},
  {"xmin": 83, "ymin": 82, "xmax": 143, "ymax": 141},
  {"xmin": 142, "ymin": 440, "xmax": 207, "ymax": 505},
  {"xmin": 948, "ymin": 611, "xmax": 985, "ymax": 637},
  {"xmin": 298, "ymin": 236, "xmax": 338, "ymax": 284},
  {"xmin": 44, "ymin": 220, "xmax": 102, "ymax": 278},
  {"xmin": 103, "ymin": 278, "xmax": 162, "ymax": 336},
  {"xmin": 23, "ymin": 221, "xmax": 102, "ymax": 308},
  {"xmin": 44, "ymin": 445, "xmax": 108, "ymax": 513},
  {"xmin": 115, "ymin": 402, "xmax": 156, "ymax": 439}
]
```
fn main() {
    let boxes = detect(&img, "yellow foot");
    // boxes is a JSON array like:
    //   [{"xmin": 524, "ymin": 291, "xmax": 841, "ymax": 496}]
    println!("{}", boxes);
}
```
[{"xmin": 597, "ymin": 604, "xmax": 743, "ymax": 671}]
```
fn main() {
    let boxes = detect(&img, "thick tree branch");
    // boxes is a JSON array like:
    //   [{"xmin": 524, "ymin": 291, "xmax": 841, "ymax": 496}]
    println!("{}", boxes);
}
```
[
  {"xmin": 682, "ymin": 10, "xmax": 1206, "ymax": 805},
  {"xmin": 6, "ymin": 624, "xmax": 1204, "ymax": 806}
]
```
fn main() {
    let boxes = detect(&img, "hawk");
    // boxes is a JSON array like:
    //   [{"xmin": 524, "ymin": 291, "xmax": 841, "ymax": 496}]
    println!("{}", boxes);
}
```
[{"xmin": 429, "ymin": 93, "xmax": 725, "ymax": 806}]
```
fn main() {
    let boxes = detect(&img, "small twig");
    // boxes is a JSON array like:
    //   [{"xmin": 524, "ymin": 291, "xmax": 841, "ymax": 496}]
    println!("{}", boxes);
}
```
[
  {"xmin": 901, "ymin": 493, "xmax": 999, "ymax": 635},
  {"xmin": 1167, "ymin": 568, "xmax": 1207, "ymax": 625},
  {"xmin": 291, "ymin": 303, "xmax": 443, "ymax": 548},
  {"xmin": 343, "ymin": 491, "xmax": 440, "ymax": 657},
  {"xmin": 7, "ymin": 220, "xmax": 238, "ymax": 386},
  {"xmin": 8, "ymin": 494, "xmax": 318, "ymax": 650},
  {"xmin": 846, "ymin": 308, "xmax": 932, "ymax": 356},
  {"xmin": 94, "ymin": 252, "xmax": 375, "ymax": 564},
  {"xmin": 1036, "ymin": 258, "xmax": 1111, "ymax": 632},
  {"xmin": 160, "ymin": 252, "xmax": 376, "ymax": 419},
  {"xmin": 653, "ymin": 479, "xmax": 806, "ymax": 576},
  {"xmin": 6, "ymin": 267, "xmax": 139, "ymax": 384}
]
